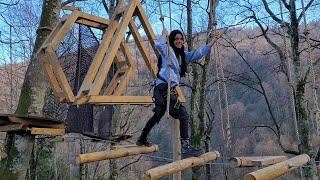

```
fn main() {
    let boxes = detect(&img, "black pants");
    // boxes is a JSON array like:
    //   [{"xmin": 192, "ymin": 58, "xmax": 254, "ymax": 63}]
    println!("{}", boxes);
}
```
[{"xmin": 141, "ymin": 83, "xmax": 189, "ymax": 139}]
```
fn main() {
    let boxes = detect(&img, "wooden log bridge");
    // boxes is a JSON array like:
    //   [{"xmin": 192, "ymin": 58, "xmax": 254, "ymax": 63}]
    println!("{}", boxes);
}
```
[
  {"xmin": 244, "ymin": 154, "xmax": 310, "ymax": 180},
  {"xmin": 143, "ymin": 151, "xmax": 220, "ymax": 180},
  {"xmin": 231, "ymin": 156, "xmax": 287, "ymax": 167},
  {"xmin": 78, "ymin": 145, "xmax": 159, "ymax": 164}
]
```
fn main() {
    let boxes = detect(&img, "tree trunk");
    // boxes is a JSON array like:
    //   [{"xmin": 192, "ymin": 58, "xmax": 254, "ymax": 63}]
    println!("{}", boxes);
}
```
[
  {"xmin": 0, "ymin": 1, "xmax": 60, "ymax": 179},
  {"xmin": 288, "ymin": 1, "xmax": 317, "ymax": 179}
]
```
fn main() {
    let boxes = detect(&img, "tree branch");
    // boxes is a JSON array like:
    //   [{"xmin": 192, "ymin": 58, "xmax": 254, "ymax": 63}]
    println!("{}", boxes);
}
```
[
  {"xmin": 298, "ymin": 0, "xmax": 315, "ymax": 23},
  {"xmin": 262, "ymin": 0, "xmax": 283, "ymax": 24}
]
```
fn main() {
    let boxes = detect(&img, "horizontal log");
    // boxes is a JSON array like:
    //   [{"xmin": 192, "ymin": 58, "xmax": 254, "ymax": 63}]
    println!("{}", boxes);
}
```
[
  {"xmin": 144, "ymin": 151, "xmax": 220, "ymax": 180},
  {"xmin": 78, "ymin": 145, "xmax": 159, "ymax": 164},
  {"xmin": 231, "ymin": 156, "xmax": 287, "ymax": 167},
  {"xmin": 244, "ymin": 154, "xmax": 310, "ymax": 180}
]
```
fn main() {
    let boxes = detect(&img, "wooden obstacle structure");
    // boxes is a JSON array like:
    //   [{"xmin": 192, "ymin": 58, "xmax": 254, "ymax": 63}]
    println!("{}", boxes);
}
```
[
  {"xmin": 143, "ymin": 151, "xmax": 220, "ymax": 180},
  {"xmin": 231, "ymin": 156, "xmax": 288, "ymax": 167},
  {"xmin": 244, "ymin": 154, "xmax": 310, "ymax": 180},
  {"xmin": 0, "ymin": 113, "xmax": 65, "ymax": 135},
  {"xmin": 78, "ymin": 144, "xmax": 159, "ymax": 164},
  {"xmin": 37, "ymin": 0, "xmax": 186, "ymax": 105}
]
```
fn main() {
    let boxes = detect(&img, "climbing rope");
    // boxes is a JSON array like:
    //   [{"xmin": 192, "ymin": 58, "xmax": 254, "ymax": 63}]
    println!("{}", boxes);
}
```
[
  {"xmin": 157, "ymin": 0, "xmax": 172, "ymax": 120},
  {"xmin": 212, "ymin": 25, "xmax": 232, "ymax": 152}
]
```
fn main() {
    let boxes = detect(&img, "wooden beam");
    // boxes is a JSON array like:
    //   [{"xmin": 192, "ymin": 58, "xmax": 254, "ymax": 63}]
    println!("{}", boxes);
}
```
[
  {"xmin": 46, "ymin": 47, "xmax": 75, "ymax": 102},
  {"xmin": 128, "ymin": 20, "xmax": 157, "ymax": 77},
  {"xmin": 87, "ymin": 96, "xmax": 154, "ymax": 104},
  {"xmin": 51, "ymin": 10, "xmax": 80, "ymax": 50},
  {"xmin": 135, "ymin": 2, "xmax": 159, "ymax": 57},
  {"xmin": 89, "ymin": 0, "xmax": 138, "ymax": 96},
  {"xmin": 78, "ymin": 144, "xmax": 159, "ymax": 164},
  {"xmin": 76, "ymin": 19, "xmax": 107, "ymax": 29},
  {"xmin": 244, "ymin": 154, "xmax": 310, "ymax": 180},
  {"xmin": 76, "ymin": 8, "xmax": 120, "ymax": 98},
  {"xmin": 38, "ymin": 52, "xmax": 66, "ymax": 102},
  {"xmin": 231, "ymin": 156, "xmax": 287, "ymax": 167},
  {"xmin": 30, "ymin": 127, "xmax": 65, "ymax": 135},
  {"xmin": 0, "ymin": 124, "xmax": 24, "ymax": 132},
  {"xmin": 78, "ymin": 12, "xmax": 109, "ymax": 25},
  {"xmin": 144, "ymin": 151, "xmax": 220, "ymax": 180},
  {"xmin": 38, "ymin": 20, "xmax": 65, "ymax": 51},
  {"xmin": 8, "ymin": 116, "xmax": 65, "ymax": 129}
]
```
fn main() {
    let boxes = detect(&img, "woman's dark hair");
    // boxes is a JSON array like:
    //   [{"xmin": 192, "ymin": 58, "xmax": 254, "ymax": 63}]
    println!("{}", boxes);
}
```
[{"xmin": 168, "ymin": 30, "xmax": 187, "ymax": 77}]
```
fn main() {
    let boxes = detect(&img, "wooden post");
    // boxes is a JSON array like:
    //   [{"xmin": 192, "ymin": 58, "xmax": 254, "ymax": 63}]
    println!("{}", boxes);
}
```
[
  {"xmin": 244, "ymin": 154, "xmax": 310, "ymax": 180},
  {"xmin": 78, "ymin": 145, "xmax": 159, "ymax": 164},
  {"xmin": 231, "ymin": 156, "xmax": 287, "ymax": 167},
  {"xmin": 173, "ymin": 119, "xmax": 181, "ymax": 180},
  {"xmin": 144, "ymin": 151, "xmax": 220, "ymax": 180}
]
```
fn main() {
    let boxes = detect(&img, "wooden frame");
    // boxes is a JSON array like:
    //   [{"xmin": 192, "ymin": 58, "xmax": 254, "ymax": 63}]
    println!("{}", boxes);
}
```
[{"xmin": 38, "ymin": 0, "xmax": 186, "ymax": 105}]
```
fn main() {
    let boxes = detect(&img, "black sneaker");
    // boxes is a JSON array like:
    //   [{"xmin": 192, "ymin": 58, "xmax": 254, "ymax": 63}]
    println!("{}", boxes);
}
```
[
  {"xmin": 136, "ymin": 138, "xmax": 153, "ymax": 147},
  {"xmin": 181, "ymin": 139, "xmax": 203, "ymax": 158}
]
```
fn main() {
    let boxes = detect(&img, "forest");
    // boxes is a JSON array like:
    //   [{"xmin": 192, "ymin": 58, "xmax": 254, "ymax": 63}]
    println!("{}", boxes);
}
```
[{"xmin": 0, "ymin": 0, "xmax": 319, "ymax": 179}]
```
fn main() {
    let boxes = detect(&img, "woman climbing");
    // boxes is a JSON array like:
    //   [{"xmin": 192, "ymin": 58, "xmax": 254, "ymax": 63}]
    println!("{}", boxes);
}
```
[{"xmin": 136, "ymin": 27, "xmax": 221, "ymax": 158}]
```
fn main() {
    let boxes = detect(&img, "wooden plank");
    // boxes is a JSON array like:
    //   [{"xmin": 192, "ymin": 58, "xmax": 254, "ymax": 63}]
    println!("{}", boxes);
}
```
[
  {"xmin": 144, "ymin": 151, "xmax": 220, "ymax": 180},
  {"xmin": 135, "ymin": 2, "xmax": 159, "ymax": 57},
  {"xmin": 8, "ymin": 116, "xmax": 65, "ymax": 129},
  {"xmin": 30, "ymin": 127, "xmax": 65, "ymax": 135},
  {"xmin": 244, "ymin": 154, "xmax": 310, "ymax": 180},
  {"xmin": 46, "ymin": 48, "xmax": 75, "ymax": 102},
  {"xmin": 0, "ymin": 124, "xmax": 24, "ymax": 132},
  {"xmin": 105, "ymin": 70, "xmax": 124, "ymax": 95},
  {"xmin": 128, "ymin": 21, "xmax": 157, "ymax": 77},
  {"xmin": 113, "ymin": 42, "xmax": 135, "ymax": 95},
  {"xmin": 113, "ymin": 69, "xmax": 132, "ymax": 96},
  {"xmin": 88, "ymin": 95, "xmax": 154, "ymax": 104},
  {"xmin": 38, "ymin": 51, "xmax": 66, "ymax": 102},
  {"xmin": 51, "ymin": 10, "xmax": 80, "ymax": 50},
  {"xmin": 89, "ymin": 0, "xmax": 139, "ymax": 96},
  {"xmin": 38, "ymin": 20, "xmax": 65, "ymax": 52},
  {"xmin": 76, "ymin": 19, "xmax": 107, "ymax": 29},
  {"xmin": 78, "ymin": 144, "xmax": 159, "ymax": 164},
  {"xmin": 76, "ymin": 10, "xmax": 121, "ymax": 98},
  {"xmin": 252, "ymin": 156, "xmax": 287, "ymax": 167},
  {"xmin": 77, "ymin": 12, "xmax": 110, "ymax": 27}
]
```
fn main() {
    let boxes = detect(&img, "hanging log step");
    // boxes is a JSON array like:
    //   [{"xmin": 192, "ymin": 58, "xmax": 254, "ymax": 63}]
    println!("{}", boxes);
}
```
[
  {"xmin": 244, "ymin": 154, "xmax": 310, "ymax": 180},
  {"xmin": 78, "ymin": 144, "xmax": 159, "ymax": 164},
  {"xmin": 143, "ymin": 151, "xmax": 220, "ymax": 180},
  {"xmin": 231, "ymin": 156, "xmax": 287, "ymax": 167}
]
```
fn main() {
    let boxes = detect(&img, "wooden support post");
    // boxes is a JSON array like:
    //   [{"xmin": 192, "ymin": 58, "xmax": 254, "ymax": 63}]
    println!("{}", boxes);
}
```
[
  {"xmin": 231, "ymin": 156, "xmax": 287, "ymax": 167},
  {"xmin": 173, "ymin": 119, "xmax": 181, "ymax": 180},
  {"xmin": 244, "ymin": 154, "xmax": 310, "ymax": 180},
  {"xmin": 78, "ymin": 145, "xmax": 159, "ymax": 164},
  {"xmin": 144, "ymin": 151, "xmax": 220, "ymax": 180}
]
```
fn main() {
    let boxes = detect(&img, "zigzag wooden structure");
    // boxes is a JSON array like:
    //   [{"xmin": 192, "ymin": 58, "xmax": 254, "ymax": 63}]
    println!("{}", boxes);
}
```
[{"xmin": 37, "ymin": 0, "xmax": 185, "ymax": 105}]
